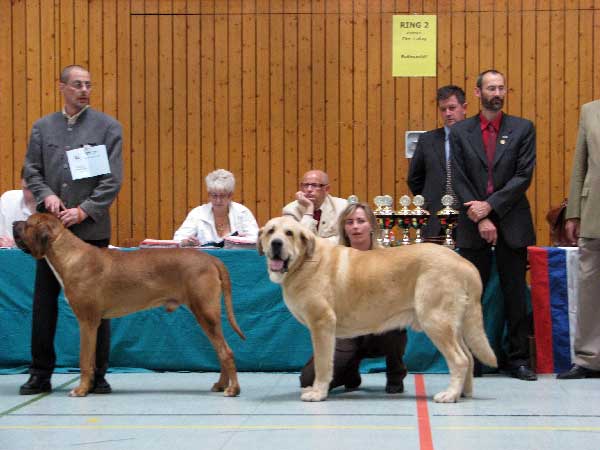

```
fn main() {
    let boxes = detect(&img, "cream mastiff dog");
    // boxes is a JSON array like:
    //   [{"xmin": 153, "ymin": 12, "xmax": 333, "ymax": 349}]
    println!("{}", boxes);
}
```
[
  {"xmin": 13, "ymin": 213, "xmax": 245, "ymax": 397},
  {"xmin": 258, "ymin": 216, "xmax": 497, "ymax": 403}
]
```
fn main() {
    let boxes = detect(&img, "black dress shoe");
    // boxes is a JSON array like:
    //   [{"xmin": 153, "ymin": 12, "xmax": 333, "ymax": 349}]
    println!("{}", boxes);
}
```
[
  {"xmin": 510, "ymin": 365, "xmax": 537, "ymax": 381},
  {"xmin": 343, "ymin": 374, "xmax": 362, "ymax": 391},
  {"xmin": 19, "ymin": 375, "xmax": 51, "ymax": 395},
  {"xmin": 385, "ymin": 381, "xmax": 404, "ymax": 394},
  {"xmin": 557, "ymin": 364, "xmax": 600, "ymax": 380},
  {"xmin": 91, "ymin": 375, "xmax": 112, "ymax": 394}
]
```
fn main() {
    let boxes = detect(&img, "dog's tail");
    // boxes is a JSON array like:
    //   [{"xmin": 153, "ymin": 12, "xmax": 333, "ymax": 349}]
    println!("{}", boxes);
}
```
[
  {"xmin": 462, "ymin": 264, "xmax": 498, "ymax": 368},
  {"xmin": 216, "ymin": 260, "xmax": 246, "ymax": 340}
]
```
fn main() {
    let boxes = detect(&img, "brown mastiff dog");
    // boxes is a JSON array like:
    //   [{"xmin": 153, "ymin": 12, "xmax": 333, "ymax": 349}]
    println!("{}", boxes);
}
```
[
  {"xmin": 258, "ymin": 216, "xmax": 497, "ymax": 403},
  {"xmin": 13, "ymin": 213, "xmax": 245, "ymax": 397}
]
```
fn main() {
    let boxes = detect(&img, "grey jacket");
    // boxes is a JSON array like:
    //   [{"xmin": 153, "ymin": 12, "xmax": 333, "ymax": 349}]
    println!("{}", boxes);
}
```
[
  {"xmin": 566, "ymin": 100, "xmax": 600, "ymax": 239},
  {"xmin": 23, "ymin": 108, "xmax": 123, "ymax": 240}
]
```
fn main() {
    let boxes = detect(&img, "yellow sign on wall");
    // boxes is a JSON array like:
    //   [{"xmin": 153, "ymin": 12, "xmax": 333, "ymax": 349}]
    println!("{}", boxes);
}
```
[{"xmin": 392, "ymin": 15, "xmax": 437, "ymax": 77}]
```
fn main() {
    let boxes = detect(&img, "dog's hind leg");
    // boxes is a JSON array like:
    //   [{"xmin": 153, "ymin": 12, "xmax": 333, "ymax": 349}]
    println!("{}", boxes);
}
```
[
  {"xmin": 422, "ymin": 322, "xmax": 469, "ymax": 403},
  {"xmin": 70, "ymin": 318, "xmax": 100, "ymax": 397},
  {"xmin": 459, "ymin": 337, "xmax": 474, "ymax": 398},
  {"xmin": 189, "ymin": 298, "xmax": 241, "ymax": 397}
]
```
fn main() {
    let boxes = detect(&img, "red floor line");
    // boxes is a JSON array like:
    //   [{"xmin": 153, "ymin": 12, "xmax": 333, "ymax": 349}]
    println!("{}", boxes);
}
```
[{"xmin": 414, "ymin": 374, "xmax": 434, "ymax": 450}]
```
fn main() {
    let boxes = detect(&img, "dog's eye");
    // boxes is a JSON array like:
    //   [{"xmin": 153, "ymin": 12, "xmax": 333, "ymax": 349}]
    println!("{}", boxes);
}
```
[
  {"xmin": 267, "ymin": 228, "xmax": 275, "ymax": 235},
  {"xmin": 285, "ymin": 230, "xmax": 293, "ymax": 236}
]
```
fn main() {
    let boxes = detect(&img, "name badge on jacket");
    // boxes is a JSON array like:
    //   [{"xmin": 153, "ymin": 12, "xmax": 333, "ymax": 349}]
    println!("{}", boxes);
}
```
[{"xmin": 66, "ymin": 144, "xmax": 111, "ymax": 180}]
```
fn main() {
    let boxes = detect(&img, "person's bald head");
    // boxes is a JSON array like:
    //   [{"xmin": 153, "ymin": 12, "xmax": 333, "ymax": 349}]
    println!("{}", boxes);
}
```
[{"xmin": 300, "ymin": 170, "xmax": 330, "ymax": 209}]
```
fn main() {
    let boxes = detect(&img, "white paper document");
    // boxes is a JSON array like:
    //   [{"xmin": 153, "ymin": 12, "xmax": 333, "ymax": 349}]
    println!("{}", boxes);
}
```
[{"xmin": 66, "ymin": 144, "xmax": 111, "ymax": 180}]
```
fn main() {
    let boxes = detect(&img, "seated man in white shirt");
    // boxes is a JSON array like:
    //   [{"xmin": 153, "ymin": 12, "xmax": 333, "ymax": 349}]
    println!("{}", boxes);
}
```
[
  {"xmin": 282, "ymin": 170, "xmax": 347, "ymax": 241},
  {"xmin": 0, "ymin": 174, "xmax": 36, "ymax": 247},
  {"xmin": 173, "ymin": 169, "xmax": 259, "ymax": 246}
]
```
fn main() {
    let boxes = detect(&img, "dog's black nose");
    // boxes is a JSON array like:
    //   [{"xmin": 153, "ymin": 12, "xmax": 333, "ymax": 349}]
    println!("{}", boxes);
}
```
[
  {"xmin": 12, "ymin": 221, "xmax": 25, "ymax": 238},
  {"xmin": 12, "ymin": 221, "xmax": 30, "ymax": 253},
  {"xmin": 271, "ymin": 238, "xmax": 283, "ymax": 257}
]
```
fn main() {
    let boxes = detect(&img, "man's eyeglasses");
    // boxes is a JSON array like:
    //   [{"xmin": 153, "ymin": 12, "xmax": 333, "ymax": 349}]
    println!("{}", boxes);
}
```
[
  {"xmin": 67, "ymin": 81, "xmax": 92, "ymax": 90},
  {"xmin": 300, "ymin": 182, "xmax": 327, "ymax": 190}
]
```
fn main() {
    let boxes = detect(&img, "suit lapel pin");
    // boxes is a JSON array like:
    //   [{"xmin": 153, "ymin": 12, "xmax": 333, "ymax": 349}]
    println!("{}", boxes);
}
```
[{"xmin": 500, "ymin": 135, "xmax": 508, "ymax": 145}]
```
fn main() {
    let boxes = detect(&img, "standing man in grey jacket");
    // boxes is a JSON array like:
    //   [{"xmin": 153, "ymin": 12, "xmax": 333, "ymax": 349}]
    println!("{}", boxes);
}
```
[
  {"xmin": 557, "ymin": 99, "xmax": 600, "ymax": 379},
  {"xmin": 20, "ymin": 65, "xmax": 123, "ymax": 395}
]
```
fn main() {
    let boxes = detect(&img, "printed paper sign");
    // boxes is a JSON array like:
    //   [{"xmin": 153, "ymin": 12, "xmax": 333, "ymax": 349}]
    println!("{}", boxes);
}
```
[{"xmin": 392, "ymin": 15, "xmax": 437, "ymax": 77}]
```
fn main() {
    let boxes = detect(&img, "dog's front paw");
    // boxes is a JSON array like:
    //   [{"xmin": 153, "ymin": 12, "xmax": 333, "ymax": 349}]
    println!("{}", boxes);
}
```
[
  {"xmin": 211, "ymin": 382, "xmax": 225, "ymax": 392},
  {"xmin": 433, "ymin": 389, "xmax": 459, "ymax": 403},
  {"xmin": 69, "ymin": 386, "xmax": 89, "ymax": 397},
  {"xmin": 223, "ymin": 386, "xmax": 240, "ymax": 397},
  {"xmin": 300, "ymin": 384, "xmax": 328, "ymax": 402}
]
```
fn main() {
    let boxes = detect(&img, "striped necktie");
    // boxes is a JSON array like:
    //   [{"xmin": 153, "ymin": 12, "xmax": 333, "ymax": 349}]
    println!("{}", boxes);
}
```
[{"xmin": 445, "ymin": 131, "xmax": 457, "ymax": 207}]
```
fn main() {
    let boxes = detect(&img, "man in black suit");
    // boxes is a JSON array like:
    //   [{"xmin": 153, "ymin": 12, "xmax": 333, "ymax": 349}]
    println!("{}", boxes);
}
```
[
  {"xmin": 408, "ymin": 85, "xmax": 467, "ymax": 239},
  {"xmin": 450, "ymin": 69, "xmax": 537, "ymax": 381}
]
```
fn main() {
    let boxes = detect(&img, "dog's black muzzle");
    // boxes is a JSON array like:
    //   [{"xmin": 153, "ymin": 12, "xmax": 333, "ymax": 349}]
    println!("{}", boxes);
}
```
[
  {"xmin": 12, "ymin": 221, "xmax": 31, "ymax": 254},
  {"xmin": 270, "ymin": 238, "xmax": 283, "ymax": 259}
]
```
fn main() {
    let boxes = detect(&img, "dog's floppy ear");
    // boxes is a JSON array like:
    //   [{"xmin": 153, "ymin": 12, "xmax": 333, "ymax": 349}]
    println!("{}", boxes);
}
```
[
  {"xmin": 301, "ymin": 232, "xmax": 315, "ymax": 258},
  {"xmin": 256, "ymin": 228, "xmax": 264, "ymax": 255},
  {"xmin": 29, "ymin": 223, "xmax": 53, "ymax": 259}
]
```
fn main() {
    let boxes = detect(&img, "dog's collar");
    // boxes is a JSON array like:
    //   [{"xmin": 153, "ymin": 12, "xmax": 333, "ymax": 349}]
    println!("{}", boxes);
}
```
[{"xmin": 51, "ymin": 229, "xmax": 68, "ymax": 245}]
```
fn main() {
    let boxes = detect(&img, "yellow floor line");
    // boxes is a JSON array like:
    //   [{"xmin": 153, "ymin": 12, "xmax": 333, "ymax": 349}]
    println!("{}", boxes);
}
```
[
  {"xmin": 0, "ymin": 424, "xmax": 413, "ymax": 431},
  {"xmin": 1, "ymin": 424, "xmax": 600, "ymax": 431},
  {"xmin": 437, "ymin": 425, "xmax": 600, "ymax": 431}
]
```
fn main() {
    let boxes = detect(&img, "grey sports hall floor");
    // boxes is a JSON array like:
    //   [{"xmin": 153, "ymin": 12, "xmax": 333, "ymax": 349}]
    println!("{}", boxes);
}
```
[{"xmin": 1, "ymin": 372, "xmax": 598, "ymax": 450}]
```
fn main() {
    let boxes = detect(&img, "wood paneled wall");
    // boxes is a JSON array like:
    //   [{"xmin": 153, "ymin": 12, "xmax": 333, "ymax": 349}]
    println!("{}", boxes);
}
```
[{"xmin": 1, "ymin": 0, "xmax": 599, "ymax": 246}]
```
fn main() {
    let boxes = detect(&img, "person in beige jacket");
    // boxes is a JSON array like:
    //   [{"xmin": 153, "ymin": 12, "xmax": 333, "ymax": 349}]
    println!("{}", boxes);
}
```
[
  {"xmin": 282, "ymin": 170, "xmax": 347, "ymax": 242},
  {"xmin": 557, "ymin": 99, "xmax": 600, "ymax": 379}
]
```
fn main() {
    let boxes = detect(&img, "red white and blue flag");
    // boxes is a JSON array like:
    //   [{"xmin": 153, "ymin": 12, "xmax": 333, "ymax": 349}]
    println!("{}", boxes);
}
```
[{"xmin": 528, "ymin": 246, "xmax": 580, "ymax": 374}]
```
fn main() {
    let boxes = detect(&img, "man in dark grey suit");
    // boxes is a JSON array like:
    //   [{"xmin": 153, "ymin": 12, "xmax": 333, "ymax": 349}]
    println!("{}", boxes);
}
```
[
  {"xmin": 408, "ymin": 85, "xmax": 467, "ymax": 239},
  {"xmin": 450, "ymin": 69, "xmax": 537, "ymax": 381},
  {"xmin": 20, "ymin": 65, "xmax": 123, "ymax": 395}
]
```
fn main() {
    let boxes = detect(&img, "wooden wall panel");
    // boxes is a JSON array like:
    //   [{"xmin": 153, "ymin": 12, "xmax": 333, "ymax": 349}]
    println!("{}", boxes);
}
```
[
  {"xmin": 117, "ymin": 0, "xmax": 132, "ymax": 245},
  {"xmin": 0, "ymin": 0, "xmax": 13, "ymax": 192},
  {"xmin": 11, "ymin": 1, "xmax": 27, "ymax": 195},
  {"xmin": 144, "ymin": 2, "xmax": 160, "ymax": 239},
  {"xmin": 535, "ymin": 2, "xmax": 551, "ymax": 246},
  {"xmin": 1, "ymin": 0, "xmax": 599, "ymax": 247},
  {"xmin": 269, "ymin": 2, "xmax": 284, "ymax": 220},
  {"xmin": 255, "ymin": 0, "xmax": 270, "ymax": 222},
  {"xmin": 324, "ymin": 0, "xmax": 340, "ymax": 193}
]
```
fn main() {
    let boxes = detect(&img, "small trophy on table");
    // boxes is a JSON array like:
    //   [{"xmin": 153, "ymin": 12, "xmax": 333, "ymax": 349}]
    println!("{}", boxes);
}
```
[
  {"xmin": 396, "ymin": 195, "xmax": 413, "ymax": 245},
  {"xmin": 436, "ymin": 194, "xmax": 459, "ymax": 248},
  {"xmin": 410, "ymin": 195, "xmax": 430, "ymax": 244},
  {"xmin": 373, "ymin": 195, "xmax": 396, "ymax": 247},
  {"xmin": 347, "ymin": 194, "xmax": 359, "ymax": 205}
]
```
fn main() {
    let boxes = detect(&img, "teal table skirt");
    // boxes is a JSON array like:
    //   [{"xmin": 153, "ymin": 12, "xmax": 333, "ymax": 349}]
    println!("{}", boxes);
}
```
[{"xmin": 0, "ymin": 248, "xmax": 507, "ymax": 375}]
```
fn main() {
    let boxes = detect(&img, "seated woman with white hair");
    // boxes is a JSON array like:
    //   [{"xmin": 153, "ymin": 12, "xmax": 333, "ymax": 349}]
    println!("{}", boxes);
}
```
[{"xmin": 173, "ymin": 169, "xmax": 259, "ymax": 247}]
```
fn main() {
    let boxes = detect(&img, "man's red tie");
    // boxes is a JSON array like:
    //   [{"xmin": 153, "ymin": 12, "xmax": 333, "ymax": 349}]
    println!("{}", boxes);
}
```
[
  {"xmin": 485, "ymin": 123, "xmax": 496, "ymax": 195},
  {"xmin": 313, "ymin": 209, "xmax": 322, "ymax": 230}
]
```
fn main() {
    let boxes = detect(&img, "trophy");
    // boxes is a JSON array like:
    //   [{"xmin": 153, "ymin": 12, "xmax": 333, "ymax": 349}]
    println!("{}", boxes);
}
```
[
  {"xmin": 347, "ymin": 194, "xmax": 359, "ymax": 205},
  {"xmin": 396, "ymin": 195, "xmax": 413, "ymax": 245},
  {"xmin": 374, "ymin": 195, "xmax": 396, "ymax": 247},
  {"xmin": 436, "ymin": 194, "xmax": 459, "ymax": 248},
  {"xmin": 410, "ymin": 195, "xmax": 430, "ymax": 244}
]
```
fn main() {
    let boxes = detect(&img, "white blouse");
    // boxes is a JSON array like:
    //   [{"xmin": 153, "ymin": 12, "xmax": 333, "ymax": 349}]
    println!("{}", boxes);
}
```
[{"xmin": 173, "ymin": 201, "xmax": 259, "ymax": 245}]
